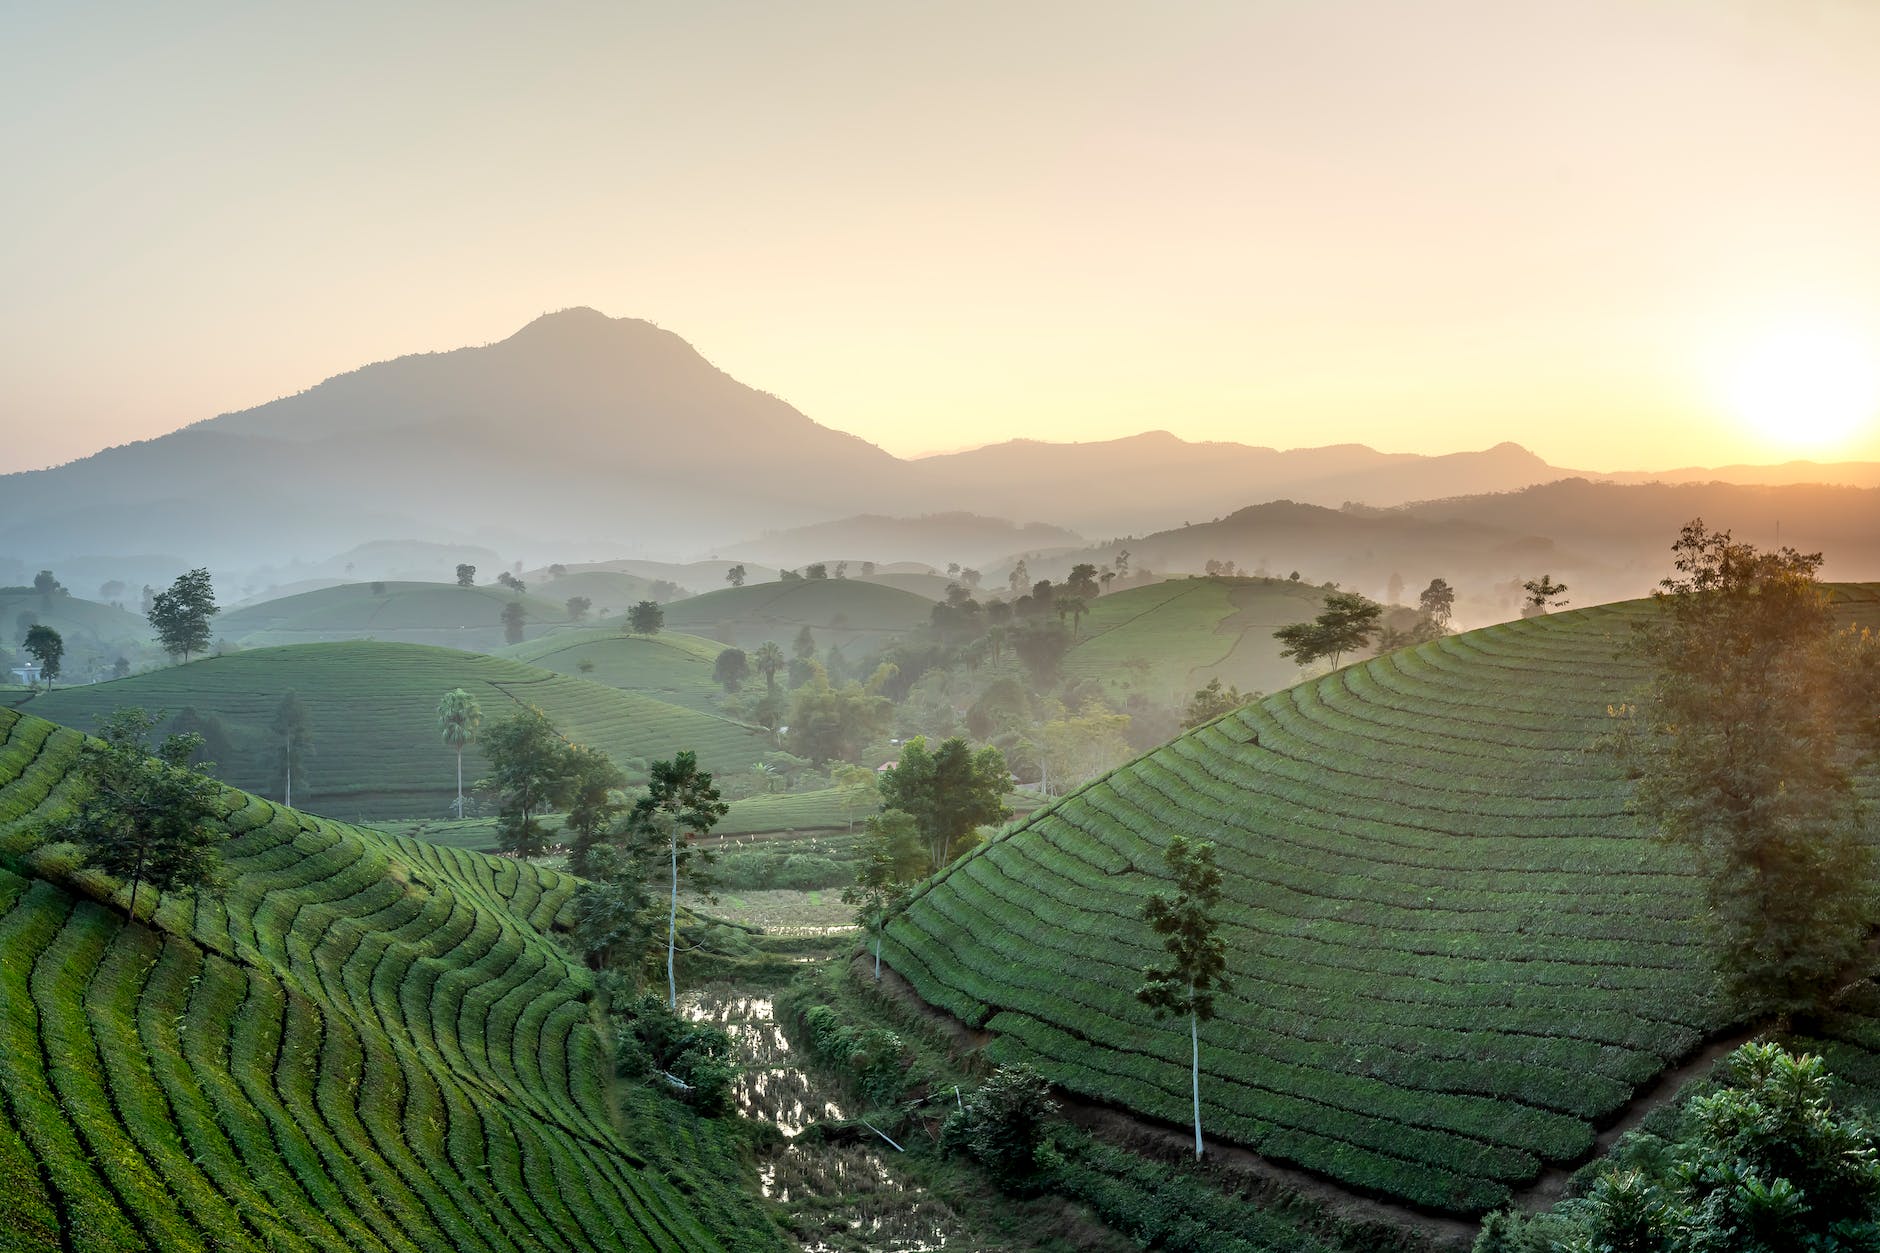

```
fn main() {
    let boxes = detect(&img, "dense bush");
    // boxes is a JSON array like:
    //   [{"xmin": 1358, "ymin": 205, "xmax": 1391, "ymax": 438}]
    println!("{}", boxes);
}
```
[
  {"xmin": 799, "ymin": 1003, "xmax": 909, "ymax": 1107},
  {"xmin": 943, "ymin": 1062, "xmax": 1060, "ymax": 1191},
  {"xmin": 612, "ymin": 991, "xmax": 739, "ymax": 1115}
]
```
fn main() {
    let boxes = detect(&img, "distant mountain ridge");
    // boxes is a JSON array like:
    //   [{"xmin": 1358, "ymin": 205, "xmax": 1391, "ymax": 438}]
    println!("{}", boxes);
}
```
[{"xmin": 6, "ymin": 307, "xmax": 1878, "ymax": 572}]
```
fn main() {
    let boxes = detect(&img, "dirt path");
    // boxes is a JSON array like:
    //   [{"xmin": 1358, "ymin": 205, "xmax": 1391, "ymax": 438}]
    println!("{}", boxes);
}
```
[{"xmin": 1510, "ymin": 1026, "xmax": 1762, "ymax": 1210}]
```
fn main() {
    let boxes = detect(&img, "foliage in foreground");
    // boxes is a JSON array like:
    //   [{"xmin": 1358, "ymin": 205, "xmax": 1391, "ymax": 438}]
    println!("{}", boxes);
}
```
[{"xmin": 1476, "ymin": 1042, "xmax": 1880, "ymax": 1253}]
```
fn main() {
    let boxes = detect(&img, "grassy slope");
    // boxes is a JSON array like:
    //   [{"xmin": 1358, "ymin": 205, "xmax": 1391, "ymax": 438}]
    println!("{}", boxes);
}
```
[
  {"xmin": 3, "ymin": 642, "xmax": 771, "ymax": 818},
  {"xmin": 885, "ymin": 586, "xmax": 1880, "ymax": 1219},
  {"xmin": 500, "ymin": 629, "xmax": 729, "ymax": 713},
  {"xmin": 217, "ymin": 582, "xmax": 577, "ymax": 651},
  {"xmin": 0, "ymin": 705, "xmax": 781, "ymax": 1253},
  {"xmin": 661, "ymin": 579, "xmax": 933, "ymax": 655},
  {"xmin": 530, "ymin": 571, "xmax": 674, "ymax": 615},
  {"xmin": 1061, "ymin": 576, "xmax": 1330, "ymax": 701}
]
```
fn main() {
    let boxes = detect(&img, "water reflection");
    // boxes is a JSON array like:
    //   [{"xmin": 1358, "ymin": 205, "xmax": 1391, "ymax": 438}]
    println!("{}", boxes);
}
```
[{"xmin": 682, "ymin": 987, "xmax": 965, "ymax": 1251}]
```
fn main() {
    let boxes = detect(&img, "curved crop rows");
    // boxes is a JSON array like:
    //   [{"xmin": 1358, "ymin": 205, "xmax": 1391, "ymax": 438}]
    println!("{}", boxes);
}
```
[
  {"xmin": 883, "ymin": 596, "xmax": 1879, "ymax": 1216},
  {"xmin": 0, "ymin": 706, "xmax": 778, "ymax": 1253}
]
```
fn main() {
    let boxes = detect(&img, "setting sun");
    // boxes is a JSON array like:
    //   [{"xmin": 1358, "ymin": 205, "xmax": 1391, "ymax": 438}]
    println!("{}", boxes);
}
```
[{"xmin": 1721, "ymin": 321, "xmax": 1880, "ymax": 453}]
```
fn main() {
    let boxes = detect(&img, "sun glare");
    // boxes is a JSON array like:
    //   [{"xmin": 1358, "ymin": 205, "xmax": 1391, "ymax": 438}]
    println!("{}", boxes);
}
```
[{"xmin": 1720, "ymin": 321, "xmax": 1880, "ymax": 453}]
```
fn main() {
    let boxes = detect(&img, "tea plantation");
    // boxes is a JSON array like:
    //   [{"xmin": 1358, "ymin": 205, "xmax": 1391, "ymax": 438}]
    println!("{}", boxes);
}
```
[
  {"xmin": 0, "ymin": 705, "xmax": 783, "ymax": 1252},
  {"xmin": 501, "ymin": 629, "xmax": 730, "ymax": 713},
  {"xmin": 3, "ymin": 641, "xmax": 772, "ymax": 817},
  {"xmin": 660, "ymin": 578, "xmax": 934, "ymax": 654},
  {"xmin": 882, "ymin": 588, "xmax": 1880, "ymax": 1218},
  {"xmin": 217, "ymin": 581, "xmax": 579, "ymax": 651}
]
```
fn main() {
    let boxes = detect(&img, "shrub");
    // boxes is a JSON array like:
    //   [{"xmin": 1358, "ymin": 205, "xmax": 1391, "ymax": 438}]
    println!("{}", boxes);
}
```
[
  {"xmin": 612, "ymin": 992, "xmax": 737, "ymax": 1115},
  {"xmin": 943, "ymin": 1063, "xmax": 1059, "ymax": 1191}
]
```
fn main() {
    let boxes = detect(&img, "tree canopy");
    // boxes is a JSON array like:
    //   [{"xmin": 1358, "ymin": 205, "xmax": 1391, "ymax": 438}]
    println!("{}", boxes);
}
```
[
  {"xmin": 1629, "ymin": 520, "xmax": 1875, "ymax": 1016},
  {"xmin": 878, "ymin": 735, "xmax": 1012, "ymax": 870},
  {"xmin": 148, "ymin": 568, "xmax": 218, "ymax": 663},
  {"xmin": 628, "ymin": 600, "xmax": 665, "ymax": 634},
  {"xmin": 476, "ymin": 705, "xmax": 573, "ymax": 857},
  {"xmin": 49, "ymin": 707, "xmax": 226, "ymax": 919},
  {"xmin": 1273, "ymin": 590, "xmax": 1381, "ymax": 669},
  {"xmin": 22, "ymin": 624, "xmax": 62, "ymax": 687}
]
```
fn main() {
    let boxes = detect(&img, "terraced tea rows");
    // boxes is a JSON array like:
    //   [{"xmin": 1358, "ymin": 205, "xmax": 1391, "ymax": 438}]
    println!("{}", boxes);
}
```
[
  {"xmin": 217, "ymin": 581, "xmax": 579, "ymax": 651},
  {"xmin": 502, "ymin": 629, "xmax": 730, "ymax": 712},
  {"xmin": 883, "ymin": 594, "xmax": 1880, "ymax": 1216},
  {"xmin": 0, "ymin": 706, "xmax": 780, "ymax": 1253},
  {"xmin": 1062, "ymin": 576, "xmax": 1330, "ymax": 699},
  {"xmin": 6, "ymin": 641, "xmax": 771, "ymax": 817}
]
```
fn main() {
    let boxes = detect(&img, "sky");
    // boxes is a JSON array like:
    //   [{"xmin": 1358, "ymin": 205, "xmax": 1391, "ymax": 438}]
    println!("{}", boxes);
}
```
[{"xmin": 4, "ymin": 0, "xmax": 1879, "ymax": 475}]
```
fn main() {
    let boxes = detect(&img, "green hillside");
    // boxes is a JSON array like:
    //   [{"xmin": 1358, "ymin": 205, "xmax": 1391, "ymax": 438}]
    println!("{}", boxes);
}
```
[
  {"xmin": 217, "ymin": 582, "xmax": 578, "ymax": 651},
  {"xmin": 530, "ymin": 570, "xmax": 681, "ymax": 616},
  {"xmin": 882, "ymin": 588, "xmax": 1880, "ymax": 1218},
  {"xmin": 501, "ymin": 629, "xmax": 729, "ymax": 713},
  {"xmin": 0, "ymin": 705, "xmax": 781, "ymax": 1252},
  {"xmin": 4, "ymin": 642, "xmax": 771, "ymax": 818},
  {"xmin": 1, "ymin": 587, "xmax": 159, "ymax": 678},
  {"xmin": 1061, "ymin": 576, "xmax": 1331, "ymax": 701},
  {"xmin": 661, "ymin": 578, "xmax": 933, "ymax": 654}
]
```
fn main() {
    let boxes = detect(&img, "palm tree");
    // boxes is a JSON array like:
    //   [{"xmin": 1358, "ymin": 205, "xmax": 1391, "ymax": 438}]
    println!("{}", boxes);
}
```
[
  {"xmin": 752, "ymin": 641, "xmax": 786, "ymax": 689},
  {"xmin": 1056, "ymin": 596, "xmax": 1089, "ymax": 640},
  {"xmin": 437, "ymin": 689, "xmax": 482, "ymax": 817}
]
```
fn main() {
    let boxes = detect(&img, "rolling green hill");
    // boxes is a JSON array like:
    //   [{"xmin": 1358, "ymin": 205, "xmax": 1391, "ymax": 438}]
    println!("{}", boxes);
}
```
[
  {"xmin": 882, "ymin": 587, "xmax": 1880, "ymax": 1218},
  {"xmin": 0, "ymin": 705, "xmax": 781, "ymax": 1252},
  {"xmin": 1, "ymin": 587, "xmax": 159, "ymax": 678},
  {"xmin": 529, "ymin": 570, "xmax": 685, "ymax": 616},
  {"xmin": 1061, "ymin": 576, "xmax": 1332, "ymax": 701},
  {"xmin": 216, "ymin": 582, "xmax": 578, "ymax": 651},
  {"xmin": 3, "ymin": 642, "xmax": 771, "ymax": 818},
  {"xmin": 501, "ymin": 629, "xmax": 730, "ymax": 713},
  {"xmin": 661, "ymin": 578, "xmax": 934, "ymax": 655}
]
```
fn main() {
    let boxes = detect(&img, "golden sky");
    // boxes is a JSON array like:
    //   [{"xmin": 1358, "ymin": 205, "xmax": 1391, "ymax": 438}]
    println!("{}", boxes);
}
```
[{"xmin": 4, "ymin": 0, "xmax": 1879, "ymax": 474}]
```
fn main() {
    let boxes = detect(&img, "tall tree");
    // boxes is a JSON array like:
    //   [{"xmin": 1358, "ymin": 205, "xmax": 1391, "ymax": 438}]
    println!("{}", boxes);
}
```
[
  {"xmin": 562, "ymin": 742, "xmax": 627, "ymax": 875},
  {"xmin": 22, "ymin": 624, "xmax": 62, "ymax": 688},
  {"xmin": 725, "ymin": 564, "xmax": 746, "ymax": 588},
  {"xmin": 1055, "ymin": 595, "xmax": 1089, "ymax": 640},
  {"xmin": 437, "ymin": 688, "xmax": 482, "ymax": 818},
  {"xmin": 477, "ymin": 705, "xmax": 572, "ymax": 856},
  {"xmin": 1273, "ymin": 590, "xmax": 1381, "ymax": 670},
  {"xmin": 455, "ymin": 563, "xmax": 477, "ymax": 587},
  {"xmin": 1013, "ymin": 621, "xmax": 1072, "ymax": 685},
  {"xmin": 1417, "ymin": 577, "xmax": 1455, "ymax": 629},
  {"xmin": 500, "ymin": 599, "xmax": 527, "ymax": 644},
  {"xmin": 628, "ymin": 600, "xmax": 665, "ymax": 635},
  {"xmin": 1136, "ymin": 835, "xmax": 1231, "ymax": 1160},
  {"xmin": 565, "ymin": 595, "xmax": 592, "ymax": 622},
  {"xmin": 1630, "ymin": 521, "xmax": 1873, "ymax": 1016},
  {"xmin": 878, "ymin": 735, "xmax": 1012, "ymax": 870},
  {"xmin": 793, "ymin": 625, "xmax": 816, "ymax": 659},
  {"xmin": 33, "ymin": 570, "xmax": 61, "ymax": 595},
  {"xmin": 843, "ymin": 808, "xmax": 924, "ymax": 979},
  {"xmin": 52, "ymin": 707, "xmax": 226, "ymax": 919},
  {"xmin": 271, "ymin": 689, "xmax": 312, "ymax": 808},
  {"xmin": 148, "ymin": 568, "xmax": 218, "ymax": 663},
  {"xmin": 631, "ymin": 751, "xmax": 728, "ymax": 1007}
]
